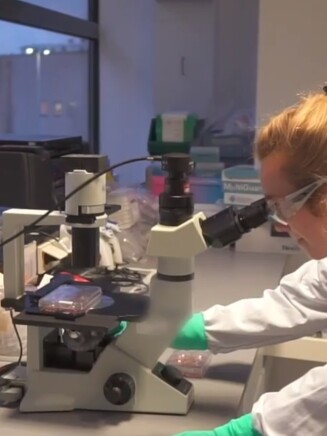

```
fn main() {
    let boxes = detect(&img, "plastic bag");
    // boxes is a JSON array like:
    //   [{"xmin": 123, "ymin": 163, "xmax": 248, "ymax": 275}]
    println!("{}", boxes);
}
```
[
  {"xmin": 223, "ymin": 108, "xmax": 255, "ymax": 135},
  {"xmin": 108, "ymin": 187, "xmax": 159, "ymax": 263},
  {"xmin": 106, "ymin": 188, "xmax": 141, "ymax": 230},
  {"xmin": 116, "ymin": 226, "xmax": 147, "ymax": 264},
  {"xmin": 0, "ymin": 291, "xmax": 27, "ymax": 361}
]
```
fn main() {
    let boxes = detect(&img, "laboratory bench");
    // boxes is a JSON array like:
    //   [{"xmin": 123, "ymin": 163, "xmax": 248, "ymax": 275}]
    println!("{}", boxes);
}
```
[{"xmin": 0, "ymin": 248, "xmax": 305, "ymax": 436}]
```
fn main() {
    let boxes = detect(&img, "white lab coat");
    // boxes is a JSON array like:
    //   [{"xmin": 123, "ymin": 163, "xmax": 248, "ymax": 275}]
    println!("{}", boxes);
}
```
[{"xmin": 202, "ymin": 257, "xmax": 327, "ymax": 435}]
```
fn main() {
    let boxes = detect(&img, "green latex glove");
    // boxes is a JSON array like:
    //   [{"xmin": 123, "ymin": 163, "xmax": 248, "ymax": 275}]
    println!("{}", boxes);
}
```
[
  {"xmin": 173, "ymin": 414, "xmax": 262, "ymax": 436},
  {"xmin": 171, "ymin": 313, "xmax": 208, "ymax": 350},
  {"xmin": 109, "ymin": 321, "xmax": 128, "ymax": 338}
]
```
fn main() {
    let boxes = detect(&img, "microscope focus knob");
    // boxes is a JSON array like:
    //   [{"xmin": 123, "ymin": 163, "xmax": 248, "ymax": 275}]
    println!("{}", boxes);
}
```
[{"xmin": 103, "ymin": 373, "xmax": 135, "ymax": 405}]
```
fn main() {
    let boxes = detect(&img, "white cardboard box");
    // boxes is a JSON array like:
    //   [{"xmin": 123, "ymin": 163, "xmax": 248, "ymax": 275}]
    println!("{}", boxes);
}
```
[
  {"xmin": 235, "ymin": 222, "xmax": 300, "ymax": 254},
  {"xmin": 222, "ymin": 165, "xmax": 263, "ymax": 206}
]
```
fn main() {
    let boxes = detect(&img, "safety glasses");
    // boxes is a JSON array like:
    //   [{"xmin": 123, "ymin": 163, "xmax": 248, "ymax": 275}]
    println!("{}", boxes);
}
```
[{"xmin": 266, "ymin": 179, "xmax": 325, "ymax": 226}]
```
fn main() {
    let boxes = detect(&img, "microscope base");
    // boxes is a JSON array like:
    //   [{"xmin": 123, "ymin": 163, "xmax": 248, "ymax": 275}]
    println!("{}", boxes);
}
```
[{"xmin": 20, "ymin": 344, "xmax": 194, "ymax": 414}]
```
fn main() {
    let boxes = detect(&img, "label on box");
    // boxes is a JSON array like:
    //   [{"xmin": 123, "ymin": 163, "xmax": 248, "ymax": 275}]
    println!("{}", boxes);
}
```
[
  {"xmin": 162, "ymin": 116, "xmax": 185, "ymax": 142},
  {"xmin": 224, "ymin": 192, "xmax": 263, "ymax": 206},
  {"xmin": 223, "ymin": 181, "xmax": 263, "ymax": 195}
]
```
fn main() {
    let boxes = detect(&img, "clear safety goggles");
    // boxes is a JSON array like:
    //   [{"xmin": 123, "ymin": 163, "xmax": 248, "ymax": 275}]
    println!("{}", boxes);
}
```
[{"xmin": 266, "ymin": 179, "xmax": 325, "ymax": 226}]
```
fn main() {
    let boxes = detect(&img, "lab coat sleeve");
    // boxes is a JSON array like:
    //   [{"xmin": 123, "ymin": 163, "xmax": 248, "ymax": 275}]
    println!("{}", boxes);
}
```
[
  {"xmin": 252, "ymin": 364, "xmax": 327, "ymax": 436},
  {"xmin": 202, "ymin": 258, "xmax": 327, "ymax": 353}
]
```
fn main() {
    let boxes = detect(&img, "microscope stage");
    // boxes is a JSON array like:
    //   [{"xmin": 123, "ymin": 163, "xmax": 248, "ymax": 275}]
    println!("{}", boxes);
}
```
[{"xmin": 13, "ymin": 289, "xmax": 149, "ymax": 330}]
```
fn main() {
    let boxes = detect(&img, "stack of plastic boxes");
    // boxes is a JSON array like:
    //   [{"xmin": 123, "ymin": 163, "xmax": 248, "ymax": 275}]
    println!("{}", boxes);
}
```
[
  {"xmin": 222, "ymin": 165, "xmax": 300, "ymax": 254},
  {"xmin": 189, "ymin": 146, "xmax": 223, "ymax": 204}
]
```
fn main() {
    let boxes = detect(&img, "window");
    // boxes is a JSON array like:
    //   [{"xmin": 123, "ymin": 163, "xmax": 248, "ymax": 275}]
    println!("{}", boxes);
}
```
[
  {"xmin": 0, "ymin": 21, "xmax": 89, "ymax": 141},
  {"xmin": 19, "ymin": 0, "xmax": 89, "ymax": 20},
  {"xmin": 0, "ymin": 0, "xmax": 99, "ymax": 151}
]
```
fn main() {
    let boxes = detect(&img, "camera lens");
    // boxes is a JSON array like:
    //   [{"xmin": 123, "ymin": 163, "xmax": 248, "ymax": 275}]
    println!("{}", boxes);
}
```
[{"xmin": 159, "ymin": 154, "xmax": 194, "ymax": 226}]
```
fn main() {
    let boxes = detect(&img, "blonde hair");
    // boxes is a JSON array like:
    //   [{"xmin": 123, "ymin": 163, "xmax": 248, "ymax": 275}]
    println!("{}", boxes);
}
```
[{"xmin": 255, "ymin": 93, "xmax": 327, "ymax": 214}]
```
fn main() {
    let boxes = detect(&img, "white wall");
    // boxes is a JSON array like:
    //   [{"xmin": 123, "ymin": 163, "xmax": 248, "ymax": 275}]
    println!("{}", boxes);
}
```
[
  {"xmin": 154, "ymin": 0, "xmax": 216, "ymax": 117},
  {"xmin": 256, "ymin": 0, "xmax": 327, "ymax": 126},
  {"xmin": 154, "ymin": 0, "xmax": 259, "ymax": 125},
  {"xmin": 213, "ymin": 0, "xmax": 259, "ymax": 125},
  {"xmin": 99, "ymin": 0, "xmax": 155, "ymax": 185},
  {"xmin": 99, "ymin": 0, "xmax": 259, "ymax": 184}
]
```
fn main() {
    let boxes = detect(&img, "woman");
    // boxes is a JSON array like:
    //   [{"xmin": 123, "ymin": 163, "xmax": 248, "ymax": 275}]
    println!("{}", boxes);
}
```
[{"xmin": 173, "ymin": 92, "xmax": 327, "ymax": 435}]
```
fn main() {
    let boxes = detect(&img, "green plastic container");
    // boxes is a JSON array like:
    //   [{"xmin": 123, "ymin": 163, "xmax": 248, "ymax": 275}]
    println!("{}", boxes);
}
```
[
  {"xmin": 155, "ymin": 113, "xmax": 198, "ymax": 143},
  {"xmin": 148, "ymin": 117, "xmax": 202, "ymax": 156}
]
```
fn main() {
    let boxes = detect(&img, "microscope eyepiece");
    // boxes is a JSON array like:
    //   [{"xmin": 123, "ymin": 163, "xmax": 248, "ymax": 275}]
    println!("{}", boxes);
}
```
[
  {"xmin": 237, "ymin": 198, "xmax": 269, "ymax": 231},
  {"xmin": 200, "ymin": 198, "xmax": 269, "ymax": 248}
]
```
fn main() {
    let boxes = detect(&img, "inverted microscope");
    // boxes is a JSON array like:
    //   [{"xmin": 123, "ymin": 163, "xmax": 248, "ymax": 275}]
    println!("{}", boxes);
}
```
[{"xmin": 0, "ymin": 153, "xmax": 268, "ymax": 414}]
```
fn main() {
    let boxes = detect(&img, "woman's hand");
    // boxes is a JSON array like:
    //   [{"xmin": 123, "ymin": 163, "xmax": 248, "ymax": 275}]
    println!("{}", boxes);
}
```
[{"xmin": 173, "ymin": 414, "xmax": 262, "ymax": 436}]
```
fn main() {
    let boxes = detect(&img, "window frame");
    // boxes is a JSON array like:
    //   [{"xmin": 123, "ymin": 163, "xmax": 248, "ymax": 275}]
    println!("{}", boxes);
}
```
[{"xmin": 0, "ymin": 0, "xmax": 100, "ymax": 152}]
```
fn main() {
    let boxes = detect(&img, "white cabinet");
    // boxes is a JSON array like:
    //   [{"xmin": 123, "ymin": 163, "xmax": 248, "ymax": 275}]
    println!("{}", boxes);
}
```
[{"xmin": 153, "ymin": 0, "xmax": 216, "ymax": 117}]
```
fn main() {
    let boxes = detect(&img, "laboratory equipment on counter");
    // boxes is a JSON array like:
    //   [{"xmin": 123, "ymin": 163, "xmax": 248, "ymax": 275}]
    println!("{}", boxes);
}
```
[
  {"xmin": 0, "ymin": 135, "xmax": 85, "ymax": 210},
  {"xmin": 0, "ymin": 153, "xmax": 268, "ymax": 415}
]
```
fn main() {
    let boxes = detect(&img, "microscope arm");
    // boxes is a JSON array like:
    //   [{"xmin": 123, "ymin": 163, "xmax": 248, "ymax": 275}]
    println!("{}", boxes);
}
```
[
  {"xmin": 2, "ymin": 209, "xmax": 65, "ymax": 301},
  {"xmin": 113, "ymin": 213, "xmax": 207, "ymax": 369},
  {"xmin": 114, "ymin": 198, "xmax": 268, "ymax": 369}
]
